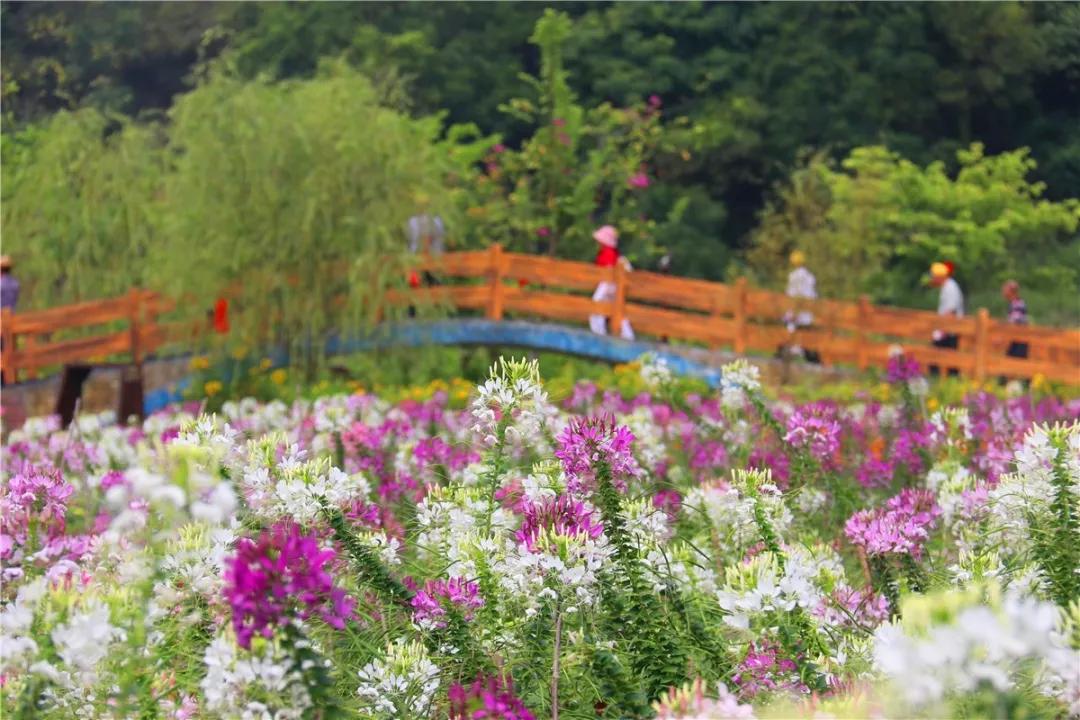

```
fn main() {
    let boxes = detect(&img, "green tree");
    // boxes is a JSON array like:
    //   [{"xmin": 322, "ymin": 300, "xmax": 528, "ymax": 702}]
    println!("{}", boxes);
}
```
[
  {"xmin": 448, "ymin": 10, "xmax": 676, "ymax": 265},
  {"xmin": 2, "ymin": 61, "xmax": 450, "ymax": 373},
  {"xmin": 0, "ymin": 109, "xmax": 166, "ymax": 306}
]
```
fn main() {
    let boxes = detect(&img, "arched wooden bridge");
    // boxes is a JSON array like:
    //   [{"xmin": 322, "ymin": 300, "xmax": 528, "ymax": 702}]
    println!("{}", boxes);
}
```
[{"xmin": 2, "ymin": 245, "xmax": 1078, "ymax": 417}]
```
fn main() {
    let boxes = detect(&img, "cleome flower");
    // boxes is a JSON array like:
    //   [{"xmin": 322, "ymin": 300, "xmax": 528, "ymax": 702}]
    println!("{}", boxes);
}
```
[
  {"xmin": 223, "ymin": 522, "xmax": 356, "ymax": 649},
  {"xmin": 555, "ymin": 415, "xmax": 641, "ymax": 493}
]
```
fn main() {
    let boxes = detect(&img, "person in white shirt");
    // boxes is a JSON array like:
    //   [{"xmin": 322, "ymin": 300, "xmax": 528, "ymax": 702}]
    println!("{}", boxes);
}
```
[
  {"xmin": 928, "ymin": 260, "xmax": 964, "ymax": 377},
  {"xmin": 785, "ymin": 250, "xmax": 816, "ymax": 330},
  {"xmin": 782, "ymin": 250, "xmax": 820, "ymax": 363}
]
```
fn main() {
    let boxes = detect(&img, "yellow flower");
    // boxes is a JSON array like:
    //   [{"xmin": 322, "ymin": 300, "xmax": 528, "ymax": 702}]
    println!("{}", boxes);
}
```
[
  {"xmin": 873, "ymin": 383, "xmax": 892, "ymax": 402},
  {"xmin": 270, "ymin": 369, "xmax": 288, "ymax": 385},
  {"xmin": 204, "ymin": 380, "xmax": 223, "ymax": 397},
  {"xmin": 259, "ymin": 358, "xmax": 272, "ymax": 371},
  {"xmin": 230, "ymin": 345, "xmax": 249, "ymax": 360},
  {"xmin": 1031, "ymin": 373, "xmax": 1047, "ymax": 391},
  {"xmin": 927, "ymin": 397, "xmax": 940, "ymax": 412},
  {"xmin": 189, "ymin": 355, "xmax": 211, "ymax": 371}
]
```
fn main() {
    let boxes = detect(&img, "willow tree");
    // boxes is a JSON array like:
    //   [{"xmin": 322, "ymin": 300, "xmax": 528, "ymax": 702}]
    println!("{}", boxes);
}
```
[
  {"xmin": 158, "ymin": 59, "xmax": 448, "ymax": 371},
  {"xmin": 1, "ymin": 110, "xmax": 166, "ymax": 308}
]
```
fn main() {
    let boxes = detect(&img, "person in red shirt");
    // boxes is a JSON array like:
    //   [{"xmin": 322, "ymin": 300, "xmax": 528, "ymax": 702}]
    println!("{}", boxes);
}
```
[{"xmin": 589, "ymin": 225, "xmax": 634, "ymax": 340}]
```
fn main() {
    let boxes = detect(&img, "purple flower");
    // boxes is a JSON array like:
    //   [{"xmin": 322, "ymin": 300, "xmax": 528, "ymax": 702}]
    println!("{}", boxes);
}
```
[
  {"xmin": 648, "ymin": 94, "xmax": 662, "ymax": 108},
  {"xmin": 492, "ymin": 143, "xmax": 506, "ymax": 154},
  {"xmin": 449, "ymin": 674, "xmax": 535, "ymax": 720},
  {"xmin": 886, "ymin": 353, "xmax": 922, "ymax": 384},
  {"xmin": 224, "ymin": 522, "xmax": 356, "ymax": 649},
  {"xmin": 515, "ymin": 495, "xmax": 603, "ymax": 551},
  {"xmin": 784, "ymin": 402, "xmax": 842, "ymax": 462},
  {"xmin": 411, "ymin": 577, "xmax": 484, "ymax": 630},
  {"xmin": 891, "ymin": 425, "xmax": 931, "ymax": 474},
  {"xmin": 855, "ymin": 457, "xmax": 894, "ymax": 489},
  {"xmin": 555, "ymin": 416, "xmax": 641, "ymax": 492},
  {"xmin": 652, "ymin": 489, "xmax": 681, "ymax": 517},
  {"xmin": 844, "ymin": 489, "xmax": 941, "ymax": 559},
  {"xmin": 731, "ymin": 640, "xmax": 808, "ymax": 699}
]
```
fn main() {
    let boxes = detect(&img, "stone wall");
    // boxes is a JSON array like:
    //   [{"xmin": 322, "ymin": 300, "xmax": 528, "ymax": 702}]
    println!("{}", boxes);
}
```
[{"xmin": 1, "ymin": 355, "xmax": 191, "ymax": 434}]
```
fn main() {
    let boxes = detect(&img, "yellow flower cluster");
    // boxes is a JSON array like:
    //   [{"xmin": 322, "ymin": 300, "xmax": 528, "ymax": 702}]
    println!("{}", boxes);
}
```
[
  {"xmin": 383, "ymin": 377, "xmax": 473, "ymax": 406},
  {"xmin": 188, "ymin": 355, "xmax": 211, "ymax": 371},
  {"xmin": 204, "ymin": 380, "xmax": 223, "ymax": 397}
]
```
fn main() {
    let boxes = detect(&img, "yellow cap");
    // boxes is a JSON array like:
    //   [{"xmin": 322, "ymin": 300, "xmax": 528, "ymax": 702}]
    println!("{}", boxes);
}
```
[
  {"xmin": 930, "ymin": 262, "xmax": 949, "ymax": 279},
  {"xmin": 789, "ymin": 250, "xmax": 805, "ymax": 267}
]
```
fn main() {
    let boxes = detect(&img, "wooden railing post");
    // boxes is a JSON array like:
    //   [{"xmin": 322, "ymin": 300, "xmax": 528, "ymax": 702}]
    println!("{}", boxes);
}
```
[
  {"xmin": 733, "ymin": 277, "xmax": 748, "ymax": 354},
  {"xmin": 128, "ymin": 288, "xmax": 144, "ymax": 365},
  {"xmin": 611, "ymin": 260, "xmax": 627, "ymax": 336},
  {"xmin": 1, "ymin": 308, "xmax": 14, "ymax": 384},
  {"xmin": 487, "ymin": 243, "xmax": 505, "ymax": 320},
  {"xmin": 23, "ymin": 334, "xmax": 38, "ymax": 380},
  {"xmin": 856, "ymin": 295, "xmax": 871, "ymax": 371},
  {"xmin": 973, "ymin": 307, "xmax": 989, "ymax": 383}
]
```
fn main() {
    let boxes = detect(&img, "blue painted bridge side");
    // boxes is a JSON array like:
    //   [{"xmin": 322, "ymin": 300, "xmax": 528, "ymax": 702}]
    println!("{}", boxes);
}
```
[{"xmin": 144, "ymin": 320, "xmax": 722, "ymax": 414}]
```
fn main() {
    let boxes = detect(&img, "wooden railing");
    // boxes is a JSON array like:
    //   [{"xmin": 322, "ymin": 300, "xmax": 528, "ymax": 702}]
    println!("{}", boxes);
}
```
[
  {"xmin": 397, "ymin": 245, "xmax": 1080, "ymax": 384},
  {"xmin": 2, "ymin": 245, "xmax": 1078, "ymax": 384},
  {"xmin": 0, "ymin": 289, "xmax": 202, "ymax": 384}
]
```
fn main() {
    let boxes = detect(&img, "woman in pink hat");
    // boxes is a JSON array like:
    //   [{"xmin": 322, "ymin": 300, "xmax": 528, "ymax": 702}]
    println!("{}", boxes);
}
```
[{"xmin": 589, "ymin": 225, "xmax": 634, "ymax": 340}]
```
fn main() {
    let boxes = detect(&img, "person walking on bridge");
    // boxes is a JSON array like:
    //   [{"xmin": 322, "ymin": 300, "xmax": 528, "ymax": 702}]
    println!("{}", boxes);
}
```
[
  {"xmin": 782, "ymin": 250, "xmax": 819, "ymax": 363},
  {"xmin": 589, "ymin": 225, "xmax": 634, "ymax": 340},
  {"xmin": 927, "ymin": 260, "xmax": 964, "ymax": 377},
  {"xmin": 1, "ymin": 256, "xmax": 19, "ymax": 312}
]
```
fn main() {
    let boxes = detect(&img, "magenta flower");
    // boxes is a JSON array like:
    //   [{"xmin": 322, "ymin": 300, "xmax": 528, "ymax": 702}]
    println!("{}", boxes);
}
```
[
  {"xmin": 449, "ymin": 674, "xmax": 535, "ymax": 720},
  {"xmin": 344, "ymin": 500, "xmax": 382, "ymax": 529},
  {"xmin": 411, "ymin": 577, "xmax": 484, "ymax": 630},
  {"xmin": 515, "ymin": 495, "xmax": 603, "ymax": 551},
  {"xmin": 648, "ymin": 94, "xmax": 662, "ymax": 108},
  {"xmin": 627, "ymin": 170, "xmax": 650, "ymax": 189},
  {"xmin": 552, "ymin": 118, "xmax": 566, "ymax": 128},
  {"xmin": 784, "ymin": 402, "xmax": 842, "ymax": 462},
  {"xmin": 555, "ymin": 416, "xmax": 641, "ymax": 492},
  {"xmin": 492, "ymin": 143, "xmax": 506, "ymax": 154},
  {"xmin": 886, "ymin": 353, "xmax": 922, "ymax": 384},
  {"xmin": 856, "ymin": 457, "xmax": 894, "ymax": 489},
  {"xmin": 844, "ymin": 489, "xmax": 941, "ymax": 559},
  {"xmin": 224, "ymin": 522, "xmax": 356, "ymax": 648}
]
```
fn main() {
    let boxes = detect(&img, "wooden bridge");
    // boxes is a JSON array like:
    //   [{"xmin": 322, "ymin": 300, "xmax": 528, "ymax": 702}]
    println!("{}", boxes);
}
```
[{"xmin": 2, "ymin": 245, "xmax": 1078, "ymax": 392}]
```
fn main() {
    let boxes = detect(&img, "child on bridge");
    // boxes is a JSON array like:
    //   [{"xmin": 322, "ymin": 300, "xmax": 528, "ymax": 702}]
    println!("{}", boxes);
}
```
[{"xmin": 589, "ymin": 225, "xmax": 634, "ymax": 340}]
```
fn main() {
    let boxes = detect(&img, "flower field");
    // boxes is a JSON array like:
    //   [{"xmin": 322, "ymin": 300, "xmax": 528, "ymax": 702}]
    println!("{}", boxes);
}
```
[{"xmin": 2, "ymin": 355, "xmax": 1079, "ymax": 719}]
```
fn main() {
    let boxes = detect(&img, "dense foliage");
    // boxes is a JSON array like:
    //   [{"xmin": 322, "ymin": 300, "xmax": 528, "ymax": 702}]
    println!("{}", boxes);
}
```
[
  {"xmin": 3, "ymin": 2, "xmax": 1079, "ymax": 322},
  {"xmin": 2, "ymin": 355, "xmax": 1079, "ymax": 718},
  {"xmin": 746, "ymin": 145, "xmax": 1080, "ymax": 320}
]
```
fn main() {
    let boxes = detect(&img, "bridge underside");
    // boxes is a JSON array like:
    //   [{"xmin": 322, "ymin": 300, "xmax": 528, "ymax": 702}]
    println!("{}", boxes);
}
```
[
  {"xmin": 328, "ymin": 320, "xmax": 724, "ymax": 386},
  {"xmin": 140, "ymin": 320, "xmax": 726, "ymax": 414}
]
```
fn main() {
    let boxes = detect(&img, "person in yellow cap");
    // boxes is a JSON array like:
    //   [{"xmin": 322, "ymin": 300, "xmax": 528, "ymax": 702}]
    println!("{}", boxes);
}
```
[
  {"xmin": 928, "ymin": 260, "xmax": 964, "ymax": 377},
  {"xmin": 783, "ymin": 249, "xmax": 819, "ymax": 362}
]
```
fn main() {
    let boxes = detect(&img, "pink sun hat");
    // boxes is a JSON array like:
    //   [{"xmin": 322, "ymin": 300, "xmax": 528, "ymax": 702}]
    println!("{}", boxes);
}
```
[{"xmin": 593, "ymin": 225, "xmax": 619, "ymax": 248}]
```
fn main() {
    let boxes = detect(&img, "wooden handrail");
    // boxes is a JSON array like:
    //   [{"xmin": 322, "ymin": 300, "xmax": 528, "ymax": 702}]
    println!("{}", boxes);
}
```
[{"xmin": 1, "ymin": 246, "xmax": 1077, "ymax": 385}]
